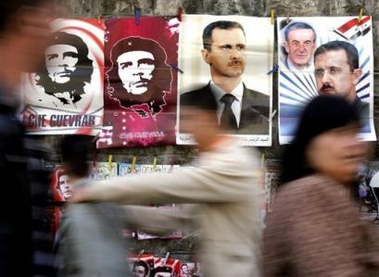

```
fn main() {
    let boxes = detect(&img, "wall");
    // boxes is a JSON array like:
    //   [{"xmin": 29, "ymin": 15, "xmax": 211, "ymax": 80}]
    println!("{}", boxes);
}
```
[{"xmin": 47, "ymin": 0, "xmax": 379, "ymax": 260}]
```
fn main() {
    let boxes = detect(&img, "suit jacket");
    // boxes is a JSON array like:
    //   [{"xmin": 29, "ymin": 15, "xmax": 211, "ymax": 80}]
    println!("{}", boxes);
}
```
[
  {"xmin": 56, "ymin": 180, "xmax": 131, "ymax": 277},
  {"xmin": 180, "ymin": 83, "xmax": 270, "ymax": 134},
  {"xmin": 87, "ymin": 141, "xmax": 264, "ymax": 277}
]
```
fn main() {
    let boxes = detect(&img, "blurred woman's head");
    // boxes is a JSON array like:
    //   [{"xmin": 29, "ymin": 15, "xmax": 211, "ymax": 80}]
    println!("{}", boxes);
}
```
[{"xmin": 281, "ymin": 95, "xmax": 368, "ymax": 185}]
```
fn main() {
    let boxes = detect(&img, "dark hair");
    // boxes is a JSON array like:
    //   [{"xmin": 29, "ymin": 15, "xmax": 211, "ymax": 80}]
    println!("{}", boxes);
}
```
[
  {"xmin": 314, "ymin": 40, "xmax": 359, "ymax": 71},
  {"xmin": 55, "ymin": 167, "xmax": 66, "ymax": 189},
  {"xmin": 58, "ymin": 135, "xmax": 94, "ymax": 178},
  {"xmin": 280, "ymin": 95, "xmax": 361, "ymax": 184},
  {"xmin": 36, "ymin": 31, "xmax": 94, "ymax": 104},
  {"xmin": 284, "ymin": 21, "xmax": 316, "ymax": 42},
  {"xmin": 132, "ymin": 260, "xmax": 149, "ymax": 276},
  {"xmin": 106, "ymin": 36, "xmax": 172, "ymax": 115},
  {"xmin": 202, "ymin": 20, "xmax": 245, "ymax": 51}
]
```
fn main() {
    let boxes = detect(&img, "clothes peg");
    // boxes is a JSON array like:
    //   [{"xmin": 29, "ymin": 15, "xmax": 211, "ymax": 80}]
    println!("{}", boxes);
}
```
[
  {"xmin": 270, "ymin": 9, "xmax": 275, "ymax": 25},
  {"xmin": 358, "ymin": 7, "xmax": 364, "ymax": 23},
  {"xmin": 137, "ymin": 249, "xmax": 145, "ymax": 261},
  {"xmin": 267, "ymin": 64, "xmax": 278, "ymax": 75},
  {"xmin": 161, "ymin": 252, "xmax": 170, "ymax": 265},
  {"xmin": 170, "ymin": 64, "xmax": 184, "ymax": 73},
  {"xmin": 177, "ymin": 6, "xmax": 183, "ymax": 21},
  {"xmin": 134, "ymin": 7, "xmax": 141, "ymax": 26},
  {"xmin": 108, "ymin": 154, "xmax": 113, "ymax": 171},
  {"xmin": 131, "ymin": 156, "xmax": 137, "ymax": 173}
]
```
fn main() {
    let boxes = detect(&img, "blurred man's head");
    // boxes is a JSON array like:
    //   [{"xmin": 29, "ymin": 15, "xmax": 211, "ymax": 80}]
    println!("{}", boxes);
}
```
[
  {"xmin": 59, "ymin": 135, "xmax": 93, "ymax": 179},
  {"xmin": 181, "ymin": 100, "xmax": 229, "ymax": 150},
  {"xmin": 201, "ymin": 20, "xmax": 247, "ymax": 81},
  {"xmin": 0, "ymin": 1, "xmax": 52, "ymax": 90},
  {"xmin": 314, "ymin": 40, "xmax": 362, "ymax": 103},
  {"xmin": 283, "ymin": 21, "xmax": 316, "ymax": 70}
]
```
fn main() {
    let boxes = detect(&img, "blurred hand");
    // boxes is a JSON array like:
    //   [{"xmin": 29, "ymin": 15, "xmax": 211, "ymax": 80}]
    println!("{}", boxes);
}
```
[{"xmin": 69, "ymin": 187, "xmax": 93, "ymax": 203}]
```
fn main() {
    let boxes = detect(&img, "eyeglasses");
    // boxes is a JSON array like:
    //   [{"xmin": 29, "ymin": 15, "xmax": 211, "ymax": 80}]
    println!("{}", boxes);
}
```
[{"xmin": 314, "ymin": 67, "xmax": 352, "ymax": 76}]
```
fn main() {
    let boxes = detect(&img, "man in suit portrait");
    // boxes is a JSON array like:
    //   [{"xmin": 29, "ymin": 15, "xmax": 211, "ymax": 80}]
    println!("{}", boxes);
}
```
[
  {"xmin": 180, "ymin": 20, "xmax": 270, "ymax": 134},
  {"xmin": 314, "ymin": 40, "xmax": 368, "ymax": 120}
]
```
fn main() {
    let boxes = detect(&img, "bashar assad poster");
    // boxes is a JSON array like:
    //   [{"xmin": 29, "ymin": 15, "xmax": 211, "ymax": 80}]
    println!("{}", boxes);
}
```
[{"xmin": 176, "ymin": 15, "xmax": 273, "ymax": 147}]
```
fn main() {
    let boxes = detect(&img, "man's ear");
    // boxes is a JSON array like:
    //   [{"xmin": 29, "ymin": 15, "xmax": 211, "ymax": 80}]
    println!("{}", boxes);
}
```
[
  {"xmin": 201, "ymin": 49, "xmax": 211, "ymax": 64},
  {"xmin": 282, "ymin": 42, "xmax": 289, "ymax": 54},
  {"xmin": 352, "ymin": 68, "xmax": 363, "ymax": 85}
]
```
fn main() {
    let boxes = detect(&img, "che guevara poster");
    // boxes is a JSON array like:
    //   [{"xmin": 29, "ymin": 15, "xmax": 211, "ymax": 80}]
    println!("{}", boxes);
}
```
[
  {"xmin": 20, "ymin": 18, "xmax": 105, "ymax": 135},
  {"xmin": 97, "ymin": 17, "xmax": 179, "ymax": 148}
]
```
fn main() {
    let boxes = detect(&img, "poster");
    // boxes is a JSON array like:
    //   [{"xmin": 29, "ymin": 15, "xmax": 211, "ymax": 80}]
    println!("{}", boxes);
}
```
[
  {"xmin": 90, "ymin": 161, "xmax": 118, "ymax": 180},
  {"xmin": 278, "ymin": 16, "xmax": 376, "ymax": 144},
  {"xmin": 99, "ymin": 17, "xmax": 179, "ymax": 148},
  {"xmin": 176, "ymin": 15, "xmax": 273, "ymax": 146},
  {"xmin": 20, "ymin": 18, "xmax": 105, "ymax": 135}
]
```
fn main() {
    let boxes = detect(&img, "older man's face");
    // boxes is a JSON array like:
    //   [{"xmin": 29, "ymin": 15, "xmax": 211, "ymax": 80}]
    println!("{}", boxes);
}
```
[
  {"xmin": 45, "ymin": 44, "xmax": 79, "ymax": 84},
  {"xmin": 117, "ymin": 51, "xmax": 155, "ymax": 95}
]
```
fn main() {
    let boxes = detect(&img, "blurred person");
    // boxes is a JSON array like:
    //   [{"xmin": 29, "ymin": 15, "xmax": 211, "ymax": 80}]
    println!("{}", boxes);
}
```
[
  {"xmin": 132, "ymin": 260, "xmax": 150, "ymax": 277},
  {"xmin": 35, "ymin": 31, "xmax": 94, "ymax": 107},
  {"xmin": 180, "ymin": 20, "xmax": 270, "ymax": 134},
  {"xmin": 281, "ymin": 21, "xmax": 316, "ymax": 72},
  {"xmin": 70, "ymin": 100, "xmax": 264, "ymax": 277},
  {"xmin": 55, "ymin": 135, "xmax": 131, "ymax": 277},
  {"xmin": 106, "ymin": 36, "xmax": 172, "ymax": 118},
  {"xmin": 0, "ymin": 1, "xmax": 54, "ymax": 276},
  {"xmin": 261, "ymin": 95, "xmax": 379, "ymax": 277},
  {"xmin": 314, "ymin": 40, "xmax": 368, "ymax": 118}
]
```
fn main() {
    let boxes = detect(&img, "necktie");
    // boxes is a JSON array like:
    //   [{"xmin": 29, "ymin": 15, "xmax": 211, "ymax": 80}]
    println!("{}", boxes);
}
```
[{"xmin": 220, "ymin": 94, "xmax": 238, "ymax": 130}]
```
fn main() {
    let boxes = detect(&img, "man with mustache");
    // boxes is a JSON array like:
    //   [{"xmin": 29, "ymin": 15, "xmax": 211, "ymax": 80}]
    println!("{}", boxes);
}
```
[
  {"xmin": 36, "ymin": 31, "xmax": 94, "ymax": 107},
  {"xmin": 106, "ymin": 36, "xmax": 172, "ymax": 118},
  {"xmin": 314, "ymin": 40, "xmax": 369, "ymax": 119},
  {"xmin": 180, "ymin": 20, "xmax": 270, "ymax": 134}
]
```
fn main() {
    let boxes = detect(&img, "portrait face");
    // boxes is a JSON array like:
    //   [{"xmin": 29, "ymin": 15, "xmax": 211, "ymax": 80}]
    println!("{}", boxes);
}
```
[
  {"xmin": 132, "ymin": 265, "xmax": 147, "ymax": 277},
  {"xmin": 181, "ymin": 264, "xmax": 189, "ymax": 274},
  {"xmin": 117, "ymin": 51, "xmax": 155, "ymax": 95},
  {"xmin": 306, "ymin": 124, "xmax": 367, "ymax": 185},
  {"xmin": 58, "ymin": 174, "xmax": 72, "ymax": 200},
  {"xmin": 45, "ymin": 44, "xmax": 79, "ymax": 84},
  {"xmin": 314, "ymin": 49, "xmax": 362, "ymax": 103},
  {"xmin": 284, "ymin": 28, "xmax": 316, "ymax": 69},
  {"xmin": 97, "ymin": 125, "xmax": 113, "ymax": 146},
  {"xmin": 202, "ymin": 27, "xmax": 246, "ymax": 79}
]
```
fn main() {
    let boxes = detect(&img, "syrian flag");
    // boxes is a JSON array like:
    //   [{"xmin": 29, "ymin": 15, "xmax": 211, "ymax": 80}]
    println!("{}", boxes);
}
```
[{"xmin": 334, "ymin": 16, "xmax": 371, "ymax": 40}]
